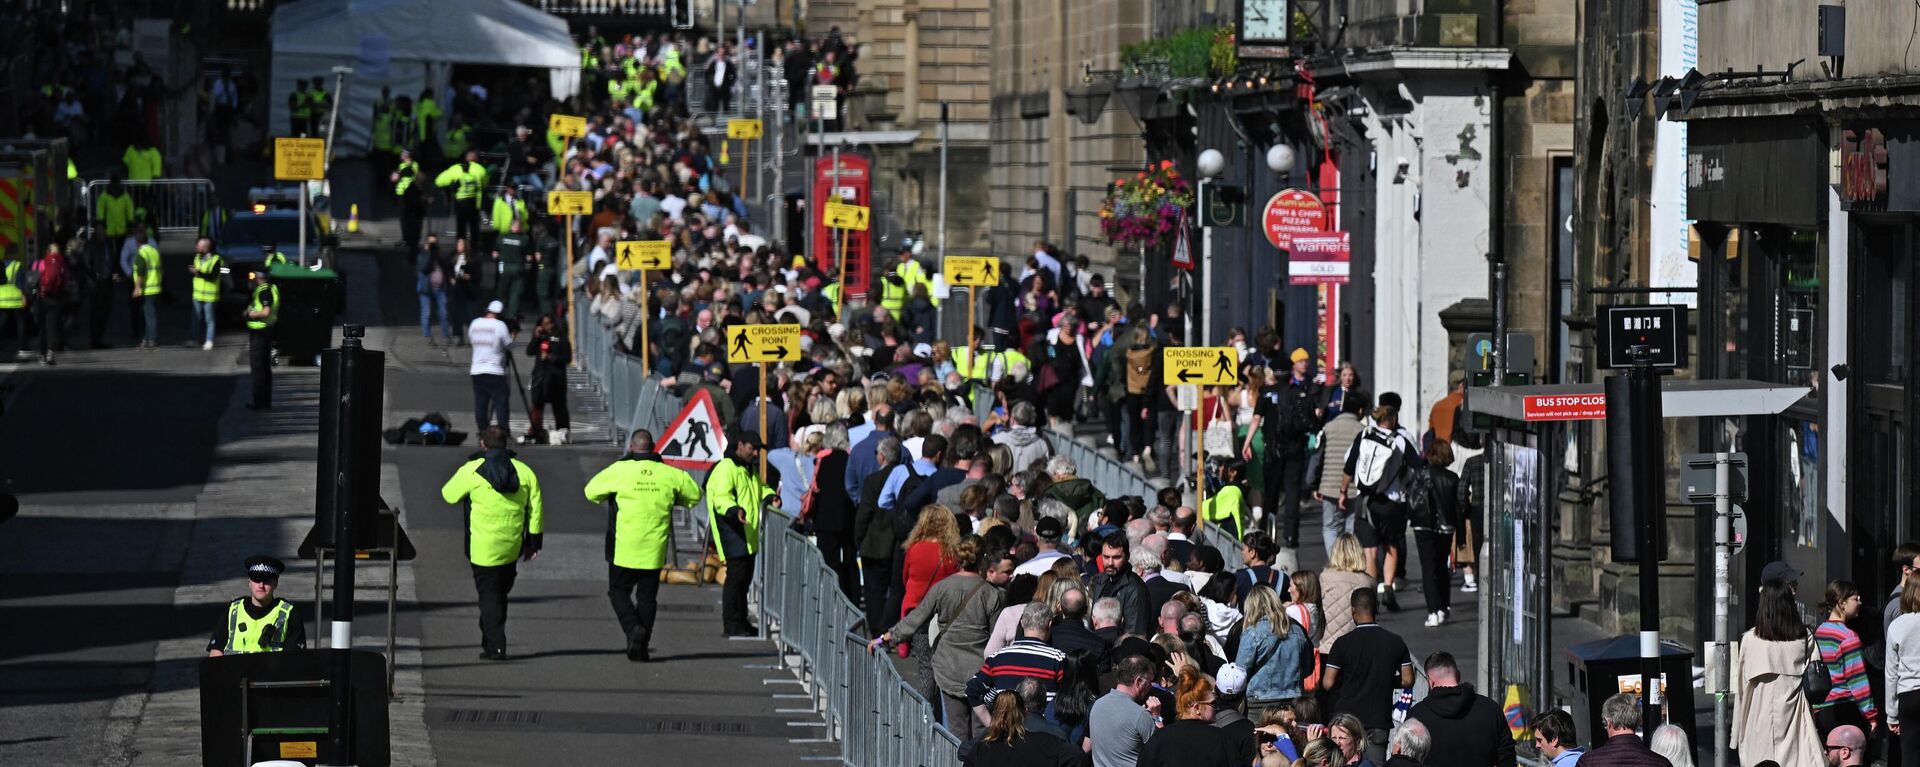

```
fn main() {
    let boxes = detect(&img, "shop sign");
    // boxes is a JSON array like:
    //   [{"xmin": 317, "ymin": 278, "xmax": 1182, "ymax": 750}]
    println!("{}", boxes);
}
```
[
  {"xmin": 1840, "ymin": 126, "xmax": 1890, "ymax": 208},
  {"xmin": 1261, "ymin": 188, "xmax": 1326, "ymax": 250}
]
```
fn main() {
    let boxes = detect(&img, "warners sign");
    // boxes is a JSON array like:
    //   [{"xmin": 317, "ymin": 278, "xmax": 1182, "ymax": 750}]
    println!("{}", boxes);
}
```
[{"xmin": 1841, "ymin": 126, "xmax": 1889, "ymax": 207}]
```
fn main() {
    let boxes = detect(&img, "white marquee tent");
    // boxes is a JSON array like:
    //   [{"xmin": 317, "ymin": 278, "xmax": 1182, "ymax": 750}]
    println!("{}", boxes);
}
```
[{"xmin": 269, "ymin": 0, "xmax": 581, "ymax": 156}]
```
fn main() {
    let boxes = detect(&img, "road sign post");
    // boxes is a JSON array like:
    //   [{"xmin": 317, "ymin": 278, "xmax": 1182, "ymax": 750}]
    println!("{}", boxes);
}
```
[
  {"xmin": 1162, "ymin": 347, "xmax": 1239, "ymax": 530},
  {"xmin": 1683, "ymin": 450, "xmax": 1747, "ymax": 767},
  {"xmin": 726, "ymin": 324, "xmax": 802, "ymax": 481},
  {"xmin": 944, "ymin": 257, "xmax": 999, "ymax": 373},
  {"xmin": 548, "ymin": 191, "xmax": 593, "ymax": 366},
  {"xmin": 618, "ymin": 240, "xmax": 672, "ymax": 368},
  {"xmin": 728, "ymin": 119, "xmax": 763, "ymax": 202},
  {"xmin": 275, "ymin": 138, "xmax": 326, "ymax": 267},
  {"xmin": 825, "ymin": 198, "xmax": 869, "ymax": 331}
]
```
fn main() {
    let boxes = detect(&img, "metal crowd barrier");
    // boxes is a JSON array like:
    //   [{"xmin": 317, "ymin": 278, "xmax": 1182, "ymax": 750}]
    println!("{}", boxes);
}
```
[
  {"xmin": 80, "ymin": 178, "xmax": 215, "ymax": 237},
  {"xmin": 761, "ymin": 504, "xmax": 963, "ymax": 767}
]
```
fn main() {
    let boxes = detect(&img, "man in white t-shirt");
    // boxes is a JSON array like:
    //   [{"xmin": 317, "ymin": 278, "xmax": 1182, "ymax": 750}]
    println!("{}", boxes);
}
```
[{"xmin": 469, "ymin": 300, "xmax": 515, "ymax": 437}]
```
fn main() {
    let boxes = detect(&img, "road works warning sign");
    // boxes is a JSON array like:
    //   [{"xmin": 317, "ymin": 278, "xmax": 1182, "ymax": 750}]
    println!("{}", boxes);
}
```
[{"xmin": 658, "ymin": 389, "xmax": 727, "ymax": 470}]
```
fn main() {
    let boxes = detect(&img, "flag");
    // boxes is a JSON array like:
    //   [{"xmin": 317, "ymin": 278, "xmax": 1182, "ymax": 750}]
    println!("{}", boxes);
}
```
[{"xmin": 1504, "ymin": 683, "xmax": 1531, "ymax": 740}]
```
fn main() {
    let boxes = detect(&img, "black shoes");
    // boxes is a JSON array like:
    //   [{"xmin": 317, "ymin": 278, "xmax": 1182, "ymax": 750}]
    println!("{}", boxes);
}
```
[
  {"xmin": 479, "ymin": 648, "xmax": 509, "ymax": 661},
  {"xmin": 723, "ymin": 624, "xmax": 758, "ymax": 638},
  {"xmin": 626, "ymin": 630, "xmax": 651, "ymax": 662}
]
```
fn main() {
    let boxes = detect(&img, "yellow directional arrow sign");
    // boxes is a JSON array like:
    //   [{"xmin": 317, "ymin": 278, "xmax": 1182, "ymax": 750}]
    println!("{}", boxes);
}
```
[
  {"xmin": 547, "ymin": 190, "xmax": 593, "ymax": 216},
  {"xmin": 549, "ymin": 113, "xmax": 586, "ymax": 139},
  {"xmin": 273, "ymin": 137, "xmax": 327, "ymax": 181},
  {"xmin": 726, "ymin": 118, "xmax": 764, "ymax": 139},
  {"xmin": 944, "ymin": 256, "xmax": 1001, "ymax": 287},
  {"xmin": 1162, "ymin": 347, "xmax": 1240, "ymax": 386},
  {"xmin": 726, "ymin": 324, "xmax": 803, "ymax": 363},
  {"xmin": 616, "ymin": 240, "xmax": 672, "ymax": 270},
  {"xmin": 823, "ymin": 201, "xmax": 870, "ymax": 231}
]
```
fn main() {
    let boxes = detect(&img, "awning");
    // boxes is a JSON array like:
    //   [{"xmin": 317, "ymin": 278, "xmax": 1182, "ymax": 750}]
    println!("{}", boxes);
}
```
[{"xmin": 1465, "ymin": 379, "xmax": 1812, "ymax": 422}]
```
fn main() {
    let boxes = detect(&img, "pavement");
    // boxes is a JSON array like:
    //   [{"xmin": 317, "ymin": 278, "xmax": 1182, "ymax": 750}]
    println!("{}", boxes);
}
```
[{"xmin": 0, "ymin": 235, "xmax": 832, "ymax": 766}]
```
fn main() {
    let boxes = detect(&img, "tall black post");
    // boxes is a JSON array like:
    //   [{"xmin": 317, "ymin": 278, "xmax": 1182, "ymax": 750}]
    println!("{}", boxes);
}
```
[
  {"xmin": 1628, "ymin": 346, "xmax": 1665, "ymax": 735},
  {"xmin": 319, "ymin": 324, "xmax": 382, "ymax": 766}
]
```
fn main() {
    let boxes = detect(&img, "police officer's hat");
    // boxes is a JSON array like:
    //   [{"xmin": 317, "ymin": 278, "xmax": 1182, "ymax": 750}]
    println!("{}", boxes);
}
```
[{"xmin": 245, "ymin": 555, "xmax": 286, "ymax": 581}]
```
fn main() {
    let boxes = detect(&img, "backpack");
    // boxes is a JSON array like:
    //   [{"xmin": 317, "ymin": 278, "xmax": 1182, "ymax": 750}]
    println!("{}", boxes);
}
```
[
  {"xmin": 1278, "ymin": 385, "xmax": 1321, "ymax": 435},
  {"xmin": 1404, "ymin": 463, "xmax": 1438, "ymax": 529},
  {"xmin": 33, "ymin": 254, "xmax": 65, "ymax": 299},
  {"xmin": 1351, "ymin": 428, "xmax": 1408, "ymax": 499},
  {"xmin": 1124, "ymin": 347, "xmax": 1153, "ymax": 394}
]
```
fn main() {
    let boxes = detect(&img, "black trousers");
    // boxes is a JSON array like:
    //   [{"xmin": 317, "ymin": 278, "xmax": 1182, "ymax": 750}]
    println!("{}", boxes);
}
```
[
  {"xmin": 249, "ymin": 329, "xmax": 273, "ymax": 407},
  {"xmin": 1415, "ymin": 530, "xmax": 1453, "ymax": 614},
  {"xmin": 861, "ymin": 555, "xmax": 892, "ymax": 637},
  {"xmin": 883, "ymin": 550, "xmax": 907, "ymax": 632},
  {"xmin": 400, "ymin": 199, "xmax": 426, "ymax": 255},
  {"xmin": 1898, "ymin": 690, "xmax": 1920, "ymax": 767},
  {"xmin": 455, "ymin": 202, "xmax": 481, "ymax": 248},
  {"xmin": 1264, "ymin": 447, "xmax": 1309, "ymax": 546},
  {"xmin": 35, "ymin": 296, "xmax": 67, "ymax": 354},
  {"xmin": 471, "ymin": 562, "xmax": 518, "ymax": 653},
  {"xmin": 608, "ymin": 565, "xmax": 662, "ymax": 644},
  {"xmin": 816, "ymin": 530, "xmax": 858, "ymax": 604},
  {"xmin": 126, "ymin": 292, "xmax": 144, "ymax": 339},
  {"xmin": 88, "ymin": 281, "xmax": 113, "ymax": 347},
  {"xmin": 722, "ymin": 553, "xmax": 756, "ymax": 632},
  {"xmin": 1, "ymin": 307, "xmax": 26, "ymax": 355},
  {"xmin": 472, "ymin": 374, "xmax": 510, "ymax": 435}
]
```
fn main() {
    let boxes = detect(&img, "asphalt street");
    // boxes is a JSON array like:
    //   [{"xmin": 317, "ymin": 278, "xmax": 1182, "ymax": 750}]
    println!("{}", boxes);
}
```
[{"xmin": 0, "ymin": 233, "xmax": 834, "ymax": 766}]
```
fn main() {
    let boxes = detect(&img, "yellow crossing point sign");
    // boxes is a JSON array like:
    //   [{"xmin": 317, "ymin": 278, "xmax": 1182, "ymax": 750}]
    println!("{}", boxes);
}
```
[
  {"xmin": 547, "ymin": 190, "xmax": 593, "ymax": 216},
  {"xmin": 549, "ymin": 113, "xmax": 587, "ymax": 139},
  {"xmin": 1163, "ymin": 347, "xmax": 1240, "ymax": 386},
  {"xmin": 727, "ymin": 324, "xmax": 803, "ymax": 363},
  {"xmin": 727, "ymin": 118, "xmax": 764, "ymax": 139},
  {"xmin": 273, "ymin": 137, "xmax": 327, "ymax": 181},
  {"xmin": 945, "ymin": 256, "xmax": 1001, "ymax": 287},
  {"xmin": 617, "ymin": 240, "xmax": 672, "ymax": 270},
  {"xmin": 823, "ymin": 201, "xmax": 869, "ymax": 231}
]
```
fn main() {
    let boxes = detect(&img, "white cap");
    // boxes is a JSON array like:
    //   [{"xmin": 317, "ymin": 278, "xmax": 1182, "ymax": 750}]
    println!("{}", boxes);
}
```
[
  {"xmin": 913, "ymin": 343, "xmax": 933, "ymax": 359},
  {"xmin": 1214, "ymin": 663, "xmax": 1248, "ymax": 696},
  {"xmin": 486, "ymin": 300, "xmax": 505, "ymax": 314}
]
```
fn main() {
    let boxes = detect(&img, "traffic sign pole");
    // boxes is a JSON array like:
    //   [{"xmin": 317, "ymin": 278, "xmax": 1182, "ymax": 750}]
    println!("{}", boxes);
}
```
[
  {"xmin": 966, "ymin": 297, "xmax": 976, "ymax": 376},
  {"xmin": 1195, "ymin": 397, "xmax": 1207, "ymax": 533},
  {"xmin": 639, "ymin": 269, "xmax": 650, "ymax": 370},
  {"xmin": 757, "ymin": 364, "xmax": 768, "ymax": 481},
  {"xmin": 565, "ymin": 215, "xmax": 577, "ymax": 368},
  {"xmin": 1712, "ymin": 452, "xmax": 1731, "ymax": 767}
]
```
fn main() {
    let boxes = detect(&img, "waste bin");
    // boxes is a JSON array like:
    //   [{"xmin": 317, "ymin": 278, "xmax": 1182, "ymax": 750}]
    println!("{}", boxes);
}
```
[
  {"xmin": 1565, "ymin": 634, "xmax": 1697, "ymax": 747},
  {"xmin": 268, "ymin": 264, "xmax": 340, "ymax": 364}
]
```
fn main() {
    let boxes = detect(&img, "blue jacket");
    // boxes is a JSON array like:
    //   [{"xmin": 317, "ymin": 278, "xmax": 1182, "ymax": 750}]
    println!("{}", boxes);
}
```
[
  {"xmin": 845, "ymin": 428, "xmax": 890, "ymax": 500},
  {"xmin": 1236, "ymin": 616, "xmax": 1311, "ymax": 702}
]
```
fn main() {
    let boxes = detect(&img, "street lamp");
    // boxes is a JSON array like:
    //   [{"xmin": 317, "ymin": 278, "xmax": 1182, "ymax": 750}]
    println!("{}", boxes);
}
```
[
  {"xmin": 1197, "ymin": 149, "xmax": 1226, "ymax": 347},
  {"xmin": 1267, "ymin": 143, "xmax": 1295, "ymax": 183}
]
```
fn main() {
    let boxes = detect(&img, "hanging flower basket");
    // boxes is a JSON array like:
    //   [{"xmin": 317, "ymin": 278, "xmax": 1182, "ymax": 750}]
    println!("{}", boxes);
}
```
[{"xmin": 1098, "ymin": 160, "xmax": 1194, "ymax": 250}]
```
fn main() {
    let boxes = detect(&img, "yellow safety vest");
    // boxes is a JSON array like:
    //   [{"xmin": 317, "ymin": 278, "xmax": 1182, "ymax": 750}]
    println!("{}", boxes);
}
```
[
  {"xmin": 704, "ymin": 457, "xmax": 773, "ymax": 557},
  {"xmin": 491, "ymin": 197, "xmax": 528, "ymax": 232},
  {"xmin": 584, "ymin": 456, "xmax": 703, "ymax": 570},
  {"xmin": 123, "ymin": 146, "xmax": 162, "ymax": 181},
  {"xmin": 247, "ymin": 282, "xmax": 279, "ymax": 330},
  {"xmin": 373, "ymin": 104, "xmax": 395, "ymax": 152},
  {"xmin": 223, "ymin": 598, "xmax": 295, "ymax": 653},
  {"xmin": 191, "ymin": 252, "xmax": 223, "ymax": 302},
  {"xmin": 394, "ymin": 160, "xmax": 419, "ymax": 196},
  {"xmin": 879, "ymin": 276, "xmax": 907, "ymax": 315},
  {"xmin": 0, "ymin": 262, "xmax": 23, "ymax": 309},
  {"xmin": 445, "ymin": 124, "xmax": 471, "ymax": 158},
  {"xmin": 98, "ymin": 192, "xmax": 135, "ymax": 237},
  {"xmin": 263, "ymin": 251, "xmax": 289, "ymax": 268},
  {"xmin": 435, "ymin": 161, "xmax": 487, "ymax": 203},
  {"xmin": 414, "ymin": 98, "xmax": 443, "ymax": 143},
  {"xmin": 136, "ymin": 244, "xmax": 162, "ymax": 296}
]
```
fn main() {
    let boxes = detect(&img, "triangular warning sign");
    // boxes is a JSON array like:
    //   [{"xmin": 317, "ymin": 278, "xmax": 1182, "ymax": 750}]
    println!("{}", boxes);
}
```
[{"xmin": 658, "ymin": 389, "xmax": 727, "ymax": 470}]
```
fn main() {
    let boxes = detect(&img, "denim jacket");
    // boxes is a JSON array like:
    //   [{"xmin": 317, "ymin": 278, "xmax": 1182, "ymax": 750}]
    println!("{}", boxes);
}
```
[{"xmin": 1236, "ymin": 615, "xmax": 1310, "ymax": 702}]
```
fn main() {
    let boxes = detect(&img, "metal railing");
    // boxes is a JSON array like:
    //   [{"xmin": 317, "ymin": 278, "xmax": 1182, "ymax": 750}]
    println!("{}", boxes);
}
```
[
  {"xmin": 761, "ymin": 503, "xmax": 964, "ymax": 767},
  {"xmin": 573, "ymin": 296, "xmax": 684, "ymax": 443},
  {"xmin": 80, "ymin": 178, "xmax": 216, "ymax": 237}
]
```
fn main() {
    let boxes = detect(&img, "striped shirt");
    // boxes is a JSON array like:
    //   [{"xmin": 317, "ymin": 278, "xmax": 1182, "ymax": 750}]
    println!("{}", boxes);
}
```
[
  {"xmin": 1815, "ymin": 619, "xmax": 1879, "ymax": 724},
  {"xmin": 965, "ymin": 637, "xmax": 1066, "ymax": 707}
]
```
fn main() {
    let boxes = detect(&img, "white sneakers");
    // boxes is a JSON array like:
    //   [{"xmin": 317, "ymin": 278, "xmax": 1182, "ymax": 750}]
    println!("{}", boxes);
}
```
[
  {"xmin": 1462, "ymin": 573, "xmax": 1478, "ymax": 592},
  {"xmin": 1424, "ymin": 610, "xmax": 1449, "ymax": 627},
  {"xmin": 203, "ymin": 340, "xmax": 214, "ymax": 350},
  {"xmin": 552, "ymin": 428, "xmax": 569, "ymax": 445}
]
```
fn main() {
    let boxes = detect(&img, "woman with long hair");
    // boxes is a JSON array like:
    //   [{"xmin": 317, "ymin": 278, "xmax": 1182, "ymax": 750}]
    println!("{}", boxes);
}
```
[
  {"xmin": 1649, "ymin": 724, "xmax": 1694, "ymax": 767},
  {"xmin": 898, "ymin": 504, "xmax": 963, "ymax": 660},
  {"xmin": 1317, "ymin": 534, "xmax": 1378, "ymax": 652},
  {"xmin": 805, "ymin": 422, "xmax": 858, "ymax": 602},
  {"xmin": 1140, "ymin": 668, "xmax": 1238, "ymax": 766},
  {"xmin": 1286, "ymin": 569, "xmax": 1325, "ymax": 647},
  {"xmin": 1813, "ymin": 579, "xmax": 1879, "ymax": 735},
  {"xmin": 1413, "ymin": 439, "xmax": 1462, "ymax": 628},
  {"xmin": 1327, "ymin": 713, "xmax": 1375, "ymax": 767},
  {"xmin": 1235, "ymin": 584, "xmax": 1311, "ymax": 719},
  {"xmin": 1046, "ymin": 648, "xmax": 1102, "ymax": 753},
  {"xmin": 1299, "ymin": 738, "xmax": 1344, "ymax": 767},
  {"xmin": 1730, "ymin": 580, "xmax": 1822, "ymax": 767},
  {"xmin": 960, "ymin": 688, "xmax": 1081, "ymax": 766}
]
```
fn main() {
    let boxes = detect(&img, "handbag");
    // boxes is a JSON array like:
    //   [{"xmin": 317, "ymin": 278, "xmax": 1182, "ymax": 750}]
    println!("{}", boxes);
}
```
[
  {"xmin": 1204, "ymin": 398, "xmax": 1234, "ymax": 454},
  {"xmin": 1074, "ymin": 385, "xmax": 1099, "ymax": 422},
  {"xmin": 1803, "ymin": 647, "xmax": 1835, "ymax": 704}
]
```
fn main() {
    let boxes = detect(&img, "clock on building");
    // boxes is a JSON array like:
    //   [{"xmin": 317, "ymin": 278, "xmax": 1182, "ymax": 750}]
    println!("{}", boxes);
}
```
[{"xmin": 1238, "ymin": 0, "xmax": 1291, "ymax": 58}]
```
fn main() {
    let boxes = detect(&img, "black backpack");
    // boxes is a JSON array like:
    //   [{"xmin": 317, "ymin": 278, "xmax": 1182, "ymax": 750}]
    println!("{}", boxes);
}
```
[{"xmin": 1405, "ymin": 464, "xmax": 1439, "ymax": 529}]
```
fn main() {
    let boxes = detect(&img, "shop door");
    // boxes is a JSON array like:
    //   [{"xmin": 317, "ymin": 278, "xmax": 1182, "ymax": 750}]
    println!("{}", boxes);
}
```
[{"xmin": 1852, "ymin": 219, "xmax": 1916, "ymax": 599}]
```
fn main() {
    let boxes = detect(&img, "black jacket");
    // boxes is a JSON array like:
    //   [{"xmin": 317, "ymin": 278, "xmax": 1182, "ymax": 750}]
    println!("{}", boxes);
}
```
[
  {"xmin": 808, "ymin": 449, "xmax": 854, "ymax": 534},
  {"xmin": 1144, "ymin": 575, "xmax": 1191, "ymax": 617},
  {"xmin": 1048, "ymin": 619, "xmax": 1110, "ymax": 658},
  {"xmin": 852, "ymin": 460, "xmax": 902, "ymax": 559},
  {"xmin": 1407, "ymin": 683, "xmax": 1516, "ymax": 767},
  {"xmin": 1089, "ymin": 569, "xmax": 1151, "ymax": 636}
]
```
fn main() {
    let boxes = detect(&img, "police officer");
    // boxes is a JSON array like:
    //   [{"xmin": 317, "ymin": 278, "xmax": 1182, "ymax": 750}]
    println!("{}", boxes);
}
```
[
  {"xmin": 705, "ymin": 430, "xmax": 778, "ymax": 637},
  {"xmin": 392, "ymin": 148, "xmax": 426, "ymax": 255},
  {"xmin": 489, "ymin": 184, "xmax": 528, "ymax": 259},
  {"xmin": 207, "ymin": 556, "xmax": 305, "ymax": 656},
  {"xmin": 493, "ymin": 218, "xmax": 530, "ymax": 318},
  {"xmin": 585, "ymin": 429, "xmax": 701, "ymax": 660},
  {"xmin": 440, "ymin": 426, "xmax": 543, "ymax": 660},
  {"xmin": 260, "ymin": 239, "xmax": 289, "ymax": 269},
  {"xmin": 289, "ymin": 80, "xmax": 312, "ymax": 137},
  {"xmin": 189, "ymin": 237, "xmax": 223, "ymax": 350},
  {"xmin": 435, "ymin": 149, "xmax": 488, "ymax": 252},
  {"xmin": 244, "ymin": 269, "xmax": 278, "ymax": 410},
  {"xmin": 307, "ymin": 78, "xmax": 331, "ymax": 136}
]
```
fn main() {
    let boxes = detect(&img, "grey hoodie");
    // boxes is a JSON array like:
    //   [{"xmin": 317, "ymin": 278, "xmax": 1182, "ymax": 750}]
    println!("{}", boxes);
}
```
[{"xmin": 993, "ymin": 426, "xmax": 1053, "ymax": 476}]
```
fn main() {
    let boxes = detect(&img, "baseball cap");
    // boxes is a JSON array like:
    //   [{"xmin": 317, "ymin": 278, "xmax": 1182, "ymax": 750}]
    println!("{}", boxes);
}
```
[
  {"xmin": 732, "ymin": 430, "xmax": 766, "ymax": 449},
  {"xmin": 1215, "ymin": 663, "xmax": 1249, "ymax": 696},
  {"xmin": 1290, "ymin": 347, "xmax": 1310, "ymax": 363},
  {"xmin": 487, "ymin": 300, "xmax": 506, "ymax": 314},
  {"xmin": 1035, "ymin": 515, "xmax": 1064, "ymax": 540},
  {"xmin": 1761, "ymin": 560, "xmax": 1803, "ymax": 585},
  {"xmin": 913, "ymin": 343, "xmax": 933, "ymax": 359}
]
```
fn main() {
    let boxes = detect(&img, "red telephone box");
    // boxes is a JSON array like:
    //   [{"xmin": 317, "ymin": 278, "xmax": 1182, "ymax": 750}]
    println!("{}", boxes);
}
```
[{"xmin": 812, "ymin": 153, "xmax": 872, "ymax": 298}]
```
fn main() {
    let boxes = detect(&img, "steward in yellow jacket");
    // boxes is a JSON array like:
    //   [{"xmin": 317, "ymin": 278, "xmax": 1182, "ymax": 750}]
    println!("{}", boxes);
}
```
[
  {"xmin": 704, "ymin": 430, "xmax": 777, "ymax": 636},
  {"xmin": 439, "ymin": 428, "xmax": 543, "ymax": 659},
  {"xmin": 585, "ymin": 429, "xmax": 702, "ymax": 660}
]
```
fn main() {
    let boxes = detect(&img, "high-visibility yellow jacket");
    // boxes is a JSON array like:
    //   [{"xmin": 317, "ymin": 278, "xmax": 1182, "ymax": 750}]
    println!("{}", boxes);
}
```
[
  {"xmin": 221, "ymin": 598, "xmax": 297, "ymax": 653},
  {"xmin": 135, "ymin": 244, "xmax": 162, "ymax": 297},
  {"xmin": 123, "ymin": 146, "xmax": 162, "ymax": 181},
  {"xmin": 440, "ymin": 451, "xmax": 544, "ymax": 567},
  {"xmin": 246, "ymin": 282, "xmax": 279, "ymax": 331},
  {"xmin": 414, "ymin": 98, "xmax": 443, "ymax": 144},
  {"xmin": 191, "ymin": 252, "xmax": 223, "ymax": 303},
  {"xmin": 394, "ymin": 160, "xmax": 419, "ymax": 196},
  {"xmin": 490, "ymin": 196, "xmax": 528, "ymax": 233},
  {"xmin": 585, "ymin": 455, "xmax": 702, "ymax": 570},
  {"xmin": 0, "ymin": 262, "xmax": 24, "ymax": 309},
  {"xmin": 98, "ymin": 192, "xmax": 136, "ymax": 237},
  {"xmin": 435, "ymin": 161, "xmax": 488, "ymax": 205},
  {"xmin": 705, "ymin": 455, "xmax": 774, "ymax": 558}
]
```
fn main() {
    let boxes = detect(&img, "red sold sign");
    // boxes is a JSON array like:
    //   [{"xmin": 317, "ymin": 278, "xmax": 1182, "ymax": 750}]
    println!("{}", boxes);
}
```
[
  {"xmin": 1262, "ymin": 188, "xmax": 1328, "ymax": 250},
  {"xmin": 1522, "ymin": 393, "xmax": 1608, "ymax": 422}
]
